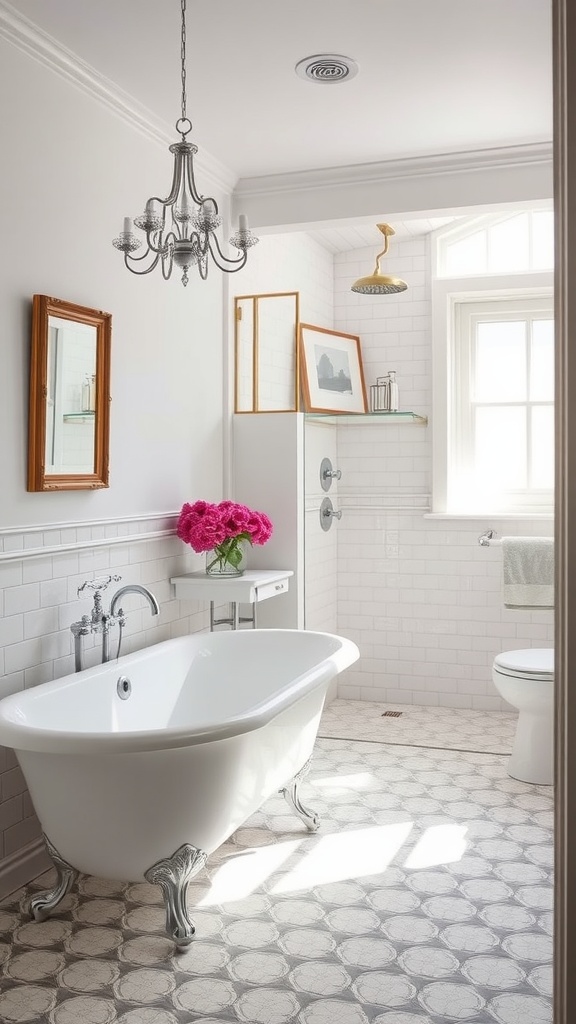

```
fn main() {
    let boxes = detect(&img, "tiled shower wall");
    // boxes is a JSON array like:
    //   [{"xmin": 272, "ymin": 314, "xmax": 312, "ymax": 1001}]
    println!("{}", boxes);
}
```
[
  {"xmin": 332, "ymin": 235, "xmax": 554, "ymax": 708},
  {"xmin": 304, "ymin": 420, "xmax": 338, "ymax": 636},
  {"xmin": 0, "ymin": 514, "xmax": 209, "ymax": 880}
]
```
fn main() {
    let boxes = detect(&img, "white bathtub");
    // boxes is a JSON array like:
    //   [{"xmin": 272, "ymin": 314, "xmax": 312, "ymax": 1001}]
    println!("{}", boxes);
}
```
[{"xmin": 0, "ymin": 628, "xmax": 358, "ymax": 944}]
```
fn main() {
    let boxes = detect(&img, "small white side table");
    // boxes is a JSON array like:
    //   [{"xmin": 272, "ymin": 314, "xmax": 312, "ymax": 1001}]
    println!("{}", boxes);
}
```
[{"xmin": 170, "ymin": 569, "xmax": 294, "ymax": 630}]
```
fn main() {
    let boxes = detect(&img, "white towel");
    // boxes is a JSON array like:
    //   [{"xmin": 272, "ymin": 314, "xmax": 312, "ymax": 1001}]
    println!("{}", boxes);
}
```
[{"xmin": 502, "ymin": 537, "xmax": 554, "ymax": 609}]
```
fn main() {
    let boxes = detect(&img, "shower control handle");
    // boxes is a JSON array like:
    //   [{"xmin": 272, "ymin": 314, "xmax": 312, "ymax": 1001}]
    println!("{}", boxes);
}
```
[
  {"xmin": 320, "ymin": 457, "xmax": 342, "ymax": 491},
  {"xmin": 320, "ymin": 496, "xmax": 343, "ymax": 531}
]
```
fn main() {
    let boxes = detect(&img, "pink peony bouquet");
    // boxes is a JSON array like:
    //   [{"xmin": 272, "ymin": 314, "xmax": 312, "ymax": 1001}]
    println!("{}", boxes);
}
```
[{"xmin": 177, "ymin": 499, "xmax": 273, "ymax": 574}]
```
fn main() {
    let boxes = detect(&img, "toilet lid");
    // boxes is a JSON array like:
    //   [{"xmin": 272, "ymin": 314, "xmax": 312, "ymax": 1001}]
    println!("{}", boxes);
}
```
[{"xmin": 494, "ymin": 648, "xmax": 554, "ymax": 678}]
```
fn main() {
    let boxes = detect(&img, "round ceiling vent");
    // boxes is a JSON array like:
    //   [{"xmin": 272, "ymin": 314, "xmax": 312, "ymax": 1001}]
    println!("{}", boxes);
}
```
[{"xmin": 295, "ymin": 53, "xmax": 359, "ymax": 84}]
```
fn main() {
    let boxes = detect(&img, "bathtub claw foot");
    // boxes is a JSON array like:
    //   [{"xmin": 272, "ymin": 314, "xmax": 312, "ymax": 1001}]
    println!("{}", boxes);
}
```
[
  {"xmin": 144, "ymin": 843, "xmax": 207, "ymax": 948},
  {"xmin": 281, "ymin": 758, "xmax": 320, "ymax": 832},
  {"xmin": 29, "ymin": 835, "xmax": 78, "ymax": 922}
]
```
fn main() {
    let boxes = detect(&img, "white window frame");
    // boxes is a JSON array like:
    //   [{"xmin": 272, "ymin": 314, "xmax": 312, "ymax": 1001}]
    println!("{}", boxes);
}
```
[
  {"xmin": 450, "ymin": 294, "xmax": 554, "ymax": 513},
  {"xmin": 431, "ymin": 271, "xmax": 554, "ymax": 516},
  {"xmin": 436, "ymin": 206, "xmax": 554, "ymax": 279}
]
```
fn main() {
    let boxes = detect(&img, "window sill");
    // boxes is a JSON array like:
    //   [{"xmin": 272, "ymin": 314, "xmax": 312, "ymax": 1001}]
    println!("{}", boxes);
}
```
[{"xmin": 424, "ymin": 512, "xmax": 554, "ymax": 520}]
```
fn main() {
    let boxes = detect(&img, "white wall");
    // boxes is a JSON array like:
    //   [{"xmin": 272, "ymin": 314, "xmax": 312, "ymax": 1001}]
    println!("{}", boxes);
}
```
[
  {"xmin": 304, "ymin": 420, "xmax": 338, "ymax": 637},
  {"xmin": 0, "ymin": 37, "xmax": 229, "ymax": 878},
  {"xmin": 0, "ymin": 37, "xmax": 225, "ymax": 528}
]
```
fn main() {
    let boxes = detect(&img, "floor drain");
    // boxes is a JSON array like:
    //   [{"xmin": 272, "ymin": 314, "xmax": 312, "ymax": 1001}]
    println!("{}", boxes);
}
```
[{"xmin": 381, "ymin": 710, "xmax": 403, "ymax": 718}]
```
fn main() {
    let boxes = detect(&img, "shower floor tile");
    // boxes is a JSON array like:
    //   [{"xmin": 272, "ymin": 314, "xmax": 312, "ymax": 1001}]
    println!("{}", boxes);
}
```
[
  {"xmin": 320, "ymin": 699, "xmax": 517, "ymax": 754},
  {"xmin": 0, "ymin": 737, "xmax": 552, "ymax": 1024}
]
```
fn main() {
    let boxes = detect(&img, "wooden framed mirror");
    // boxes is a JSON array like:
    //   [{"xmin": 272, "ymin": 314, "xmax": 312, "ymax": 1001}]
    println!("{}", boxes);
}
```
[{"xmin": 27, "ymin": 295, "xmax": 111, "ymax": 491}]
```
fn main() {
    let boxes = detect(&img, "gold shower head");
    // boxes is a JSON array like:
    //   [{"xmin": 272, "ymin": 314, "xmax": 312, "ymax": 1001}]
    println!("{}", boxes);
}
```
[{"xmin": 351, "ymin": 223, "xmax": 408, "ymax": 295}]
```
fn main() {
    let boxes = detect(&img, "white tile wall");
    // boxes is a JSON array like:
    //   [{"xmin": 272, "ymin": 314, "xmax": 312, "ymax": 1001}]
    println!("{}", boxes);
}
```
[
  {"xmin": 332, "ymin": 236, "xmax": 554, "ymax": 708},
  {"xmin": 304, "ymin": 420, "xmax": 338, "ymax": 637},
  {"xmin": 0, "ymin": 515, "xmax": 212, "ymax": 864}
]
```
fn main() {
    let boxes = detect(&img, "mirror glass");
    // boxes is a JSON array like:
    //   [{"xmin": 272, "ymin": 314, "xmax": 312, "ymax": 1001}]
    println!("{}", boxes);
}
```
[
  {"xmin": 28, "ymin": 296, "xmax": 112, "ymax": 491},
  {"xmin": 45, "ymin": 315, "xmax": 97, "ymax": 474},
  {"xmin": 234, "ymin": 291, "xmax": 299, "ymax": 412}
]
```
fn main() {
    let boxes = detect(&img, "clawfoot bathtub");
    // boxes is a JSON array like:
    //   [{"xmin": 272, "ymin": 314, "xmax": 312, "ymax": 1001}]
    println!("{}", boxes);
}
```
[{"xmin": 0, "ymin": 629, "xmax": 358, "ymax": 946}]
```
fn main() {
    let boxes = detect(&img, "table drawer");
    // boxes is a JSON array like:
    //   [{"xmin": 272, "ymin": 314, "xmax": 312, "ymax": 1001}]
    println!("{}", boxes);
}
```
[{"xmin": 255, "ymin": 577, "xmax": 290, "ymax": 602}]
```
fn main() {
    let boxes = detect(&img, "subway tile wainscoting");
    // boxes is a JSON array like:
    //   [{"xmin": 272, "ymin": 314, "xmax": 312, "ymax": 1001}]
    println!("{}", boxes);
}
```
[{"xmin": 0, "ymin": 513, "xmax": 208, "ymax": 896}]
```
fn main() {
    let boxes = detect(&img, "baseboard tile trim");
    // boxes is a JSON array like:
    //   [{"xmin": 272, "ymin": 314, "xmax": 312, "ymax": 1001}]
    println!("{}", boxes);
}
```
[{"xmin": 0, "ymin": 837, "xmax": 51, "ymax": 901}]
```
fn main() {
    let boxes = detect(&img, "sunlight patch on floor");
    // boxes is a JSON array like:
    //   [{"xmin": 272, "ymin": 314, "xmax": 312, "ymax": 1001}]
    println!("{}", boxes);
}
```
[
  {"xmin": 271, "ymin": 823, "xmax": 414, "ymax": 894},
  {"xmin": 311, "ymin": 772, "xmax": 376, "ymax": 790},
  {"xmin": 404, "ymin": 824, "xmax": 468, "ymax": 869},
  {"xmin": 199, "ymin": 839, "xmax": 302, "ymax": 906}
]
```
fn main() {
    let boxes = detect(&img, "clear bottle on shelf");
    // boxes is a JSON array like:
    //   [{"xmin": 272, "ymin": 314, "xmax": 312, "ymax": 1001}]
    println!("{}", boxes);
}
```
[{"xmin": 388, "ymin": 370, "xmax": 399, "ymax": 412}]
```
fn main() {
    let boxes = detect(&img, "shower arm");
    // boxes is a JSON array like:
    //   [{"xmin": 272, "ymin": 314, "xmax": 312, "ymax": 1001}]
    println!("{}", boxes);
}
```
[{"xmin": 371, "ymin": 231, "xmax": 391, "ymax": 276}]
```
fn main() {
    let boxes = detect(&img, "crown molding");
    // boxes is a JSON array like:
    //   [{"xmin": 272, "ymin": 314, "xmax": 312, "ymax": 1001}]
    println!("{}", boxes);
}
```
[
  {"xmin": 234, "ymin": 143, "xmax": 554, "ymax": 199},
  {"xmin": 0, "ymin": 0, "xmax": 237, "ymax": 194}
]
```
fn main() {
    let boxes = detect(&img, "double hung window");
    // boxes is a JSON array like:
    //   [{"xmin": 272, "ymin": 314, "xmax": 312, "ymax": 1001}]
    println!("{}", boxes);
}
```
[{"xmin": 432, "ymin": 209, "xmax": 554, "ymax": 515}]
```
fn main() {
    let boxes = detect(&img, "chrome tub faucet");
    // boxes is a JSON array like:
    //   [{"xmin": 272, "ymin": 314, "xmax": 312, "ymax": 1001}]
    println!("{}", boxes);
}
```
[
  {"xmin": 70, "ymin": 576, "xmax": 160, "ymax": 671},
  {"xmin": 110, "ymin": 584, "xmax": 161, "ymax": 622}
]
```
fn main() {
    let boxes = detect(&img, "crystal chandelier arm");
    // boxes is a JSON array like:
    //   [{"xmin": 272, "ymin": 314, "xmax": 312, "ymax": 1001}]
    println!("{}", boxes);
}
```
[
  {"xmin": 161, "ymin": 146, "xmax": 186, "ymax": 207},
  {"xmin": 184, "ymin": 154, "xmax": 208, "ymax": 207},
  {"xmin": 124, "ymin": 250, "xmax": 162, "ymax": 275},
  {"xmin": 143, "ymin": 220, "xmax": 177, "ymax": 255},
  {"xmin": 161, "ymin": 247, "xmax": 175, "ymax": 279},
  {"xmin": 208, "ymin": 233, "xmax": 248, "ymax": 273}
]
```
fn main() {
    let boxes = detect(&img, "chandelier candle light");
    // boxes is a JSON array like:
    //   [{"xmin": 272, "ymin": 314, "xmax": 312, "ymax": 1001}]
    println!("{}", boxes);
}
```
[
  {"xmin": 112, "ymin": 0, "xmax": 258, "ymax": 286},
  {"xmin": 177, "ymin": 500, "xmax": 273, "ymax": 577}
]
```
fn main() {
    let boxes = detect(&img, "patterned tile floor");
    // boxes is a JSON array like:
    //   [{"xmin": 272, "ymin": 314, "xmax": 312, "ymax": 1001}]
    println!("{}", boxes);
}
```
[
  {"xmin": 0, "ymin": 715, "xmax": 553, "ymax": 1023},
  {"xmin": 319, "ymin": 701, "xmax": 517, "ymax": 755}
]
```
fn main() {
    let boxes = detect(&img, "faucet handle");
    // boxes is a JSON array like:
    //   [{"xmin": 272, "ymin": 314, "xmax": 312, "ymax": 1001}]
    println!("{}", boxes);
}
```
[
  {"xmin": 70, "ymin": 614, "xmax": 91, "ymax": 637},
  {"xmin": 77, "ymin": 574, "xmax": 122, "ymax": 597}
]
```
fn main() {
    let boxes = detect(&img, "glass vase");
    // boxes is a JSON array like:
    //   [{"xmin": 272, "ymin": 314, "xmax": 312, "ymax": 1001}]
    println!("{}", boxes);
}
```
[{"xmin": 205, "ymin": 540, "xmax": 247, "ymax": 577}]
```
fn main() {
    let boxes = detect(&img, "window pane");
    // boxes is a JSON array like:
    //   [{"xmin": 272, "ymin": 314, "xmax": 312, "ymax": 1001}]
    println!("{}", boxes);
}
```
[
  {"xmin": 532, "ymin": 211, "xmax": 554, "ymax": 269},
  {"xmin": 475, "ymin": 320, "xmax": 527, "ymax": 401},
  {"xmin": 475, "ymin": 406, "xmax": 527, "ymax": 491},
  {"xmin": 530, "ymin": 405, "xmax": 554, "ymax": 489},
  {"xmin": 487, "ymin": 215, "xmax": 529, "ymax": 273},
  {"xmin": 530, "ymin": 319, "xmax": 554, "ymax": 401},
  {"xmin": 445, "ymin": 230, "xmax": 487, "ymax": 275}
]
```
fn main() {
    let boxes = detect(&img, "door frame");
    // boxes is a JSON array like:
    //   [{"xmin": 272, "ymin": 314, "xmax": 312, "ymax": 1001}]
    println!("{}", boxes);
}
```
[{"xmin": 553, "ymin": 0, "xmax": 576, "ymax": 1020}]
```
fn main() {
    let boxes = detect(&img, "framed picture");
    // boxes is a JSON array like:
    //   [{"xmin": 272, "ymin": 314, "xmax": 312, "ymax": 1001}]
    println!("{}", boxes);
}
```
[{"xmin": 299, "ymin": 323, "xmax": 367, "ymax": 414}]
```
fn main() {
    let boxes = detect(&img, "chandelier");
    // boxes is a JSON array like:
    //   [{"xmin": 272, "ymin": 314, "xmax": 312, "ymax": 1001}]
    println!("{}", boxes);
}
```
[{"xmin": 112, "ymin": 0, "xmax": 258, "ymax": 286}]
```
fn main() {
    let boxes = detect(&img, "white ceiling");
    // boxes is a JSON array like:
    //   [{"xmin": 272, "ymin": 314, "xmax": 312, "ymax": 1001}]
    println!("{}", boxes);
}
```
[
  {"xmin": 5, "ymin": 0, "xmax": 553, "ymax": 183},
  {"xmin": 306, "ymin": 218, "xmax": 461, "ymax": 253},
  {"xmin": 2, "ymin": 1, "xmax": 552, "ymax": 251}
]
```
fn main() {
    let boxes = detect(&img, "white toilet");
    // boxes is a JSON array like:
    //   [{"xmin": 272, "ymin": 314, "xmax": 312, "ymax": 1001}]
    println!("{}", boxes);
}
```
[{"xmin": 492, "ymin": 648, "xmax": 554, "ymax": 785}]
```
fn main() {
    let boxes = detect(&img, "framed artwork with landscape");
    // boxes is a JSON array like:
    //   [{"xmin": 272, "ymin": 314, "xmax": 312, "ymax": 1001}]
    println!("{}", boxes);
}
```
[{"xmin": 299, "ymin": 323, "xmax": 367, "ymax": 414}]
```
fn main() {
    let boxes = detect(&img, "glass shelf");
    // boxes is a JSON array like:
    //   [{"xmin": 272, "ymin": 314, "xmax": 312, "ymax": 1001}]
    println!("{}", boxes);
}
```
[
  {"xmin": 305, "ymin": 411, "xmax": 428, "ymax": 425},
  {"xmin": 63, "ymin": 412, "xmax": 95, "ymax": 422}
]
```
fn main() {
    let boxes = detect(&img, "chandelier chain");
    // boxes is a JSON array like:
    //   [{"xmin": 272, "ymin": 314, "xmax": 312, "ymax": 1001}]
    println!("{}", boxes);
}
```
[
  {"xmin": 111, "ymin": 0, "xmax": 258, "ymax": 284},
  {"xmin": 180, "ymin": 0, "xmax": 187, "ymax": 123}
]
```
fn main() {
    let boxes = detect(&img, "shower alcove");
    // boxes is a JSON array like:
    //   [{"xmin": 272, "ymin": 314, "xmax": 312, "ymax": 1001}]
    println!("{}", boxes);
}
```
[{"xmin": 233, "ymin": 411, "xmax": 428, "ymax": 699}]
